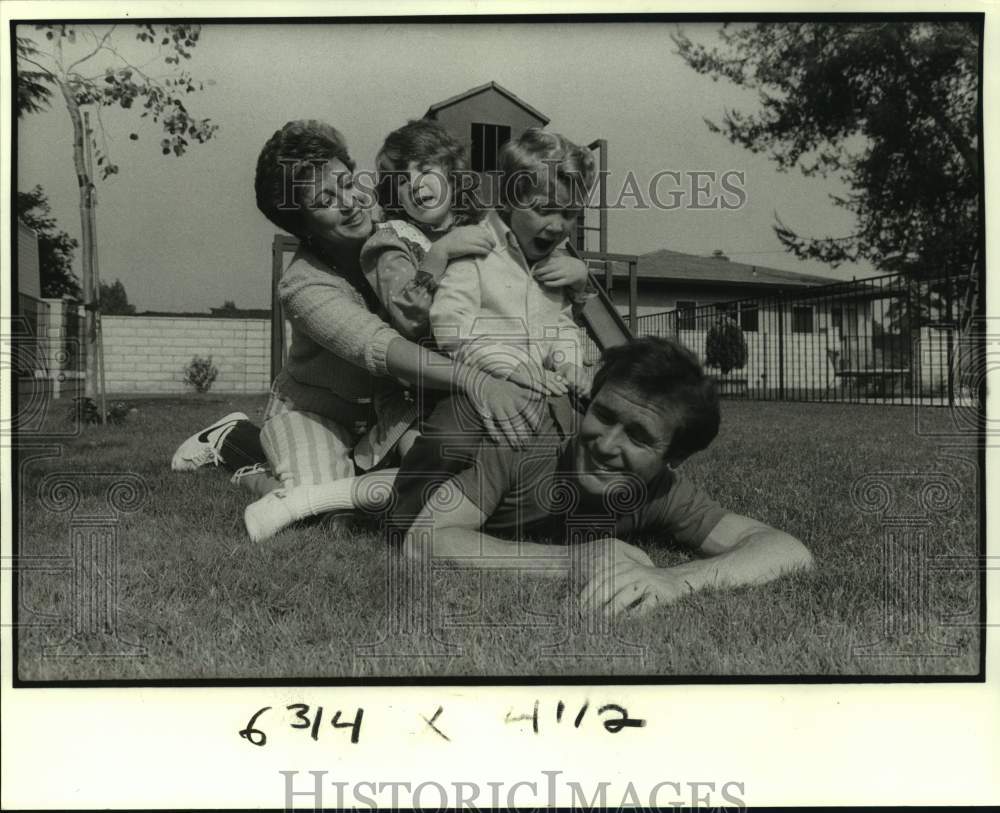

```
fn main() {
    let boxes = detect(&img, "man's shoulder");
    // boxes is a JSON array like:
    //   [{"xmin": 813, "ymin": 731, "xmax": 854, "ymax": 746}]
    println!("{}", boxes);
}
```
[
  {"xmin": 642, "ymin": 468, "xmax": 699, "ymax": 511},
  {"xmin": 630, "ymin": 468, "xmax": 728, "ymax": 547}
]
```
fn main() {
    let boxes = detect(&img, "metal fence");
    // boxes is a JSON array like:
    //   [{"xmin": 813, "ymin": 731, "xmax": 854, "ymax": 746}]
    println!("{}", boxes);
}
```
[{"xmin": 628, "ymin": 273, "xmax": 977, "ymax": 406}]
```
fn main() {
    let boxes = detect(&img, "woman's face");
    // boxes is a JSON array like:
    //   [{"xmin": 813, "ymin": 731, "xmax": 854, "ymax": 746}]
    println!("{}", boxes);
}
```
[
  {"xmin": 297, "ymin": 159, "xmax": 373, "ymax": 248},
  {"xmin": 398, "ymin": 160, "xmax": 453, "ymax": 229}
]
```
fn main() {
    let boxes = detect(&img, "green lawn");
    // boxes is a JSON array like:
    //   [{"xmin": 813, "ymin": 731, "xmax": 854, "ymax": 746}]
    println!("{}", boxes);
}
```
[{"xmin": 15, "ymin": 393, "xmax": 981, "ymax": 680}]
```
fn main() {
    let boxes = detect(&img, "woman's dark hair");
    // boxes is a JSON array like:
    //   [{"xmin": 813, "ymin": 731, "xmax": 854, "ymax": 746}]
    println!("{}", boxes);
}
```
[
  {"xmin": 592, "ymin": 336, "xmax": 720, "ymax": 464},
  {"xmin": 375, "ymin": 118, "xmax": 484, "ymax": 226},
  {"xmin": 254, "ymin": 120, "xmax": 355, "ymax": 238}
]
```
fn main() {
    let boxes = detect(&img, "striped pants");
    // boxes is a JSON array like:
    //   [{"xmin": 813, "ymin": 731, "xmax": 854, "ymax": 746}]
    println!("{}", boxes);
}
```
[{"xmin": 260, "ymin": 395, "xmax": 358, "ymax": 488}]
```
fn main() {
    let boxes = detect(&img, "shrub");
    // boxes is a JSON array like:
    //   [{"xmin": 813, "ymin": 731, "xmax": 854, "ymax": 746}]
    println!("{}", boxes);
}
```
[
  {"xmin": 67, "ymin": 397, "xmax": 132, "ymax": 425},
  {"xmin": 183, "ymin": 355, "xmax": 218, "ymax": 393},
  {"xmin": 705, "ymin": 318, "xmax": 748, "ymax": 376}
]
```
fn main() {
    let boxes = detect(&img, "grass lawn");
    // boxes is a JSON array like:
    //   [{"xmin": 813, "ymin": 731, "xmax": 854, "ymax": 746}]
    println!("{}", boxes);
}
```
[{"xmin": 15, "ymin": 393, "xmax": 982, "ymax": 680}]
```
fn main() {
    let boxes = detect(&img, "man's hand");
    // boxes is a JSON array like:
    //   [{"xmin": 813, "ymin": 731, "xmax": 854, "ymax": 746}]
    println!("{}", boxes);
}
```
[
  {"xmin": 434, "ymin": 224, "xmax": 495, "ymax": 260},
  {"xmin": 532, "ymin": 254, "xmax": 589, "ymax": 289},
  {"xmin": 578, "ymin": 515, "xmax": 816, "ymax": 619},
  {"xmin": 577, "ymin": 538, "xmax": 690, "ymax": 618}
]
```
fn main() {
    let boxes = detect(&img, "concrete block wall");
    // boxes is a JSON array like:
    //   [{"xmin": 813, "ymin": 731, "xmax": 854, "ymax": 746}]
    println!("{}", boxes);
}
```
[{"xmin": 101, "ymin": 316, "xmax": 271, "ymax": 394}]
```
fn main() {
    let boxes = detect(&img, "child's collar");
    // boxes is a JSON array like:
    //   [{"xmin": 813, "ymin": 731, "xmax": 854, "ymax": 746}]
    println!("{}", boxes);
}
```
[{"xmin": 484, "ymin": 209, "xmax": 519, "ymax": 254}]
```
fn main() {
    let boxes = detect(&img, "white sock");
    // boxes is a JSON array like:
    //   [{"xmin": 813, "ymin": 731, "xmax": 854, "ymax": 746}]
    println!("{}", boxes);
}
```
[
  {"xmin": 244, "ymin": 478, "xmax": 357, "ymax": 542},
  {"xmin": 292, "ymin": 478, "xmax": 357, "ymax": 516}
]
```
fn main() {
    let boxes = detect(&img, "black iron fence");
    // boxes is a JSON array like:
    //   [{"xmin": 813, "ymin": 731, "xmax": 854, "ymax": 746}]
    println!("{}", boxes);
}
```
[{"xmin": 628, "ymin": 273, "xmax": 977, "ymax": 406}]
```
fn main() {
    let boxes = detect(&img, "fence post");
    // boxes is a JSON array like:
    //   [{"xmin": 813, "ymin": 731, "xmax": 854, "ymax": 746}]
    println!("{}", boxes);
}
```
[
  {"xmin": 628, "ymin": 259, "xmax": 638, "ymax": 330},
  {"xmin": 271, "ymin": 236, "xmax": 287, "ymax": 383},
  {"xmin": 776, "ymin": 298, "xmax": 786, "ymax": 399},
  {"xmin": 946, "ymin": 276, "xmax": 955, "ymax": 407}
]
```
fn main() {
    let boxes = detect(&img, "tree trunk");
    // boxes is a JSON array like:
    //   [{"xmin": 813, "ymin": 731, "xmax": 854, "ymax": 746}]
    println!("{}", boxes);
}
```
[{"xmin": 57, "ymin": 77, "xmax": 98, "ymax": 401}]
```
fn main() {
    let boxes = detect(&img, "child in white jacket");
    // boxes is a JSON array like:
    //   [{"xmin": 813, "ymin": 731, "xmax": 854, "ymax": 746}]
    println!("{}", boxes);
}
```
[{"xmin": 430, "ymin": 128, "xmax": 596, "ymax": 395}]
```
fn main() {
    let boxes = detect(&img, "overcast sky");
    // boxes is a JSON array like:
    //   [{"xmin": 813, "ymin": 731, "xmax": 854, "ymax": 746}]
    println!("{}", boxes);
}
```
[{"xmin": 17, "ymin": 21, "xmax": 876, "ymax": 312}]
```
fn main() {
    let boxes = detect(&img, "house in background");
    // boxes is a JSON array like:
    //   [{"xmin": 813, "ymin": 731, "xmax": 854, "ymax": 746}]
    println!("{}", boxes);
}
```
[
  {"xmin": 15, "ymin": 220, "xmax": 85, "ymax": 401},
  {"xmin": 15, "ymin": 221, "xmax": 47, "ymax": 402},
  {"xmin": 594, "ymin": 249, "xmax": 951, "ymax": 398},
  {"xmin": 603, "ymin": 247, "xmax": 842, "ymax": 321},
  {"xmin": 17, "ymin": 220, "xmax": 42, "ymax": 302}
]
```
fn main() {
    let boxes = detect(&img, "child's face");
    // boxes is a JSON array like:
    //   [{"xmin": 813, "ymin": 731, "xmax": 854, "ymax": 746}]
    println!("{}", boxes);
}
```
[
  {"xmin": 506, "ymin": 181, "xmax": 582, "ymax": 263},
  {"xmin": 399, "ymin": 161, "xmax": 453, "ymax": 229}
]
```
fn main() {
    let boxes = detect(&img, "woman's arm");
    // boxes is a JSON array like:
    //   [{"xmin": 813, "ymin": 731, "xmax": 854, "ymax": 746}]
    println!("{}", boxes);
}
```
[
  {"xmin": 280, "ymin": 254, "xmax": 403, "ymax": 379},
  {"xmin": 384, "ymin": 337, "xmax": 543, "ymax": 446},
  {"xmin": 281, "ymin": 251, "xmax": 541, "ymax": 444}
]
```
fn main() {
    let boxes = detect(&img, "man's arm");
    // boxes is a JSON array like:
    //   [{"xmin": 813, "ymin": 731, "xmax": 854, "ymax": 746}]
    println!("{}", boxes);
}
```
[
  {"xmin": 580, "ymin": 512, "xmax": 814, "ymax": 617},
  {"xmin": 403, "ymin": 477, "xmax": 666, "ymax": 599},
  {"xmin": 402, "ymin": 488, "xmax": 569, "ymax": 576}
]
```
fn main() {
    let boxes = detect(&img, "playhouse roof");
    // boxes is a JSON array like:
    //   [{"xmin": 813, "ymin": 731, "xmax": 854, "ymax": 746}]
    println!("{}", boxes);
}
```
[
  {"xmin": 631, "ymin": 249, "xmax": 843, "ymax": 289},
  {"xmin": 424, "ymin": 81, "xmax": 550, "ymax": 125}
]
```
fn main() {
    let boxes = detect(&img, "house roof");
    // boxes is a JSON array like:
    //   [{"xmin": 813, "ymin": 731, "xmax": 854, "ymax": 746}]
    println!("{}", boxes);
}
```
[
  {"xmin": 424, "ymin": 81, "xmax": 550, "ymax": 125},
  {"xmin": 623, "ymin": 249, "xmax": 843, "ymax": 289}
]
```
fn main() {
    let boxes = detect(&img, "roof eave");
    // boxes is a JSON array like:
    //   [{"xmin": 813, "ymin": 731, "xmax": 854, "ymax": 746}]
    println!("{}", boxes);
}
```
[
  {"xmin": 424, "ymin": 81, "xmax": 550, "ymax": 124},
  {"xmin": 620, "ymin": 275, "xmax": 833, "ymax": 288}
]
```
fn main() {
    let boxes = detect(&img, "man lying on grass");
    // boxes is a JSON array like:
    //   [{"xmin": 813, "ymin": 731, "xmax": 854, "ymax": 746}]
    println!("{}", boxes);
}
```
[{"xmin": 388, "ymin": 336, "xmax": 814, "ymax": 617}]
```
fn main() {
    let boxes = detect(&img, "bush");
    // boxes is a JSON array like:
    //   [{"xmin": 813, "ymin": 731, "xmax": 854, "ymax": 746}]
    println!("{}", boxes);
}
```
[
  {"xmin": 67, "ymin": 397, "xmax": 132, "ymax": 425},
  {"xmin": 705, "ymin": 318, "xmax": 748, "ymax": 376},
  {"xmin": 183, "ymin": 355, "xmax": 218, "ymax": 393}
]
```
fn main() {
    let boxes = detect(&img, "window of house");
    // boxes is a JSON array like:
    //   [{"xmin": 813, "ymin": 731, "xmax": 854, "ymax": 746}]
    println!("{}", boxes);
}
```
[
  {"xmin": 830, "ymin": 306, "xmax": 843, "ymax": 331},
  {"xmin": 470, "ymin": 123, "xmax": 512, "ymax": 173},
  {"xmin": 792, "ymin": 305, "xmax": 814, "ymax": 333},
  {"xmin": 739, "ymin": 302, "xmax": 759, "ymax": 332},
  {"xmin": 676, "ymin": 300, "xmax": 698, "ymax": 331},
  {"xmin": 715, "ymin": 303, "xmax": 738, "ymax": 321}
]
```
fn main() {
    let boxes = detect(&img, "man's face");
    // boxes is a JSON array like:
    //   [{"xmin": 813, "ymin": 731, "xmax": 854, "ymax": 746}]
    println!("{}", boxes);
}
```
[
  {"xmin": 297, "ymin": 159, "xmax": 373, "ymax": 247},
  {"xmin": 573, "ymin": 382, "xmax": 678, "ymax": 498},
  {"xmin": 506, "ymin": 180, "xmax": 582, "ymax": 263}
]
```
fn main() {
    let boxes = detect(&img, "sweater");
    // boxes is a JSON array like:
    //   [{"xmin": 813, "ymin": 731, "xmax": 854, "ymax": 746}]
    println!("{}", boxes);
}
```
[{"xmin": 271, "ymin": 246, "xmax": 403, "ymax": 435}]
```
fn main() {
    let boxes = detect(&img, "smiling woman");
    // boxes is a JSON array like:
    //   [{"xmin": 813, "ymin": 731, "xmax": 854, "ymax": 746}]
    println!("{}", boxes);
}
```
[{"xmin": 251, "ymin": 121, "xmax": 402, "ymax": 491}]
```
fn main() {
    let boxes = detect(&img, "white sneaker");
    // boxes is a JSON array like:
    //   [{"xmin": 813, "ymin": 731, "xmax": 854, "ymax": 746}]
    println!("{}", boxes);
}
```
[
  {"xmin": 171, "ymin": 411, "xmax": 248, "ymax": 471},
  {"xmin": 230, "ymin": 463, "xmax": 270, "ymax": 486},
  {"xmin": 244, "ymin": 489, "xmax": 298, "ymax": 542}
]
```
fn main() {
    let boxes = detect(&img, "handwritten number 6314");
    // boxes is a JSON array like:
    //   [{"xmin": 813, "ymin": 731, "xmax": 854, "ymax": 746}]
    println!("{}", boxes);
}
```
[{"xmin": 239, "ymin": 704, "xmax": 364, "ymax": 747}]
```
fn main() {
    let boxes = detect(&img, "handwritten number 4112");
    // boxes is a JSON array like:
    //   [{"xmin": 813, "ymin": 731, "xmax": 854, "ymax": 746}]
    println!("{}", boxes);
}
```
[{"xmin": 239, "ymin": 704, "xmax": 364, "ymax": 747}]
